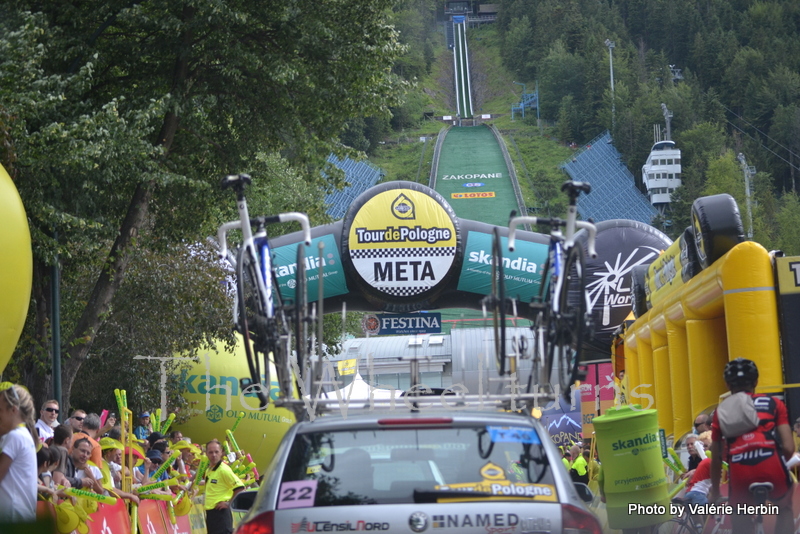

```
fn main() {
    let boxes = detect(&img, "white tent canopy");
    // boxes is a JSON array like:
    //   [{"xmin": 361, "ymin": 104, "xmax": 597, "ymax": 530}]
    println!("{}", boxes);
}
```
[{"xmin": 303, "ymin": 372, "xmax": 397, "ymax": 411}]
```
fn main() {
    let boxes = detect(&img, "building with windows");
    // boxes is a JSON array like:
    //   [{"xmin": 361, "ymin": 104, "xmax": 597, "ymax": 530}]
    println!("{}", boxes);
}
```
[{"xmin": 641, "ymin": 140, "xmax": 682, "ymax": 212}]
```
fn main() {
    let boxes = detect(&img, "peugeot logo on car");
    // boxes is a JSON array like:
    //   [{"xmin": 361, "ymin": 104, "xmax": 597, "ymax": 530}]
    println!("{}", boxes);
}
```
[{"xmin": 409, "ymin": 512, "xmax": 429, "ymax": 532}]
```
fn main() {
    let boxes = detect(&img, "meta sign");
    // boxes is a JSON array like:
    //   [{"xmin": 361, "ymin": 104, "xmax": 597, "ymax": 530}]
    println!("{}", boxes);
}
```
[{"xmin": 342, "ymin": 182, "xmax": 461, "ymax": 305}]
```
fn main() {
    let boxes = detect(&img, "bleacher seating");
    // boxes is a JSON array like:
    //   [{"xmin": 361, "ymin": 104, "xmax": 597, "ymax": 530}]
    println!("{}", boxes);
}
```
[
  {"xmin": 324, "ymin": 154, "xmax": 384, "ymax": 220},
  {"xmin": 560, "ymin": 131, "xmax": 657, "ymax": 225}
]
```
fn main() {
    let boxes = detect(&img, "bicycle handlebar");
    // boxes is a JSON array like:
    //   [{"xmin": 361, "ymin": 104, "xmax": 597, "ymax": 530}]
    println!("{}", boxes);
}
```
[
  {"xmin": 217, "ymin": 221, "xmax": 242, "ymax": 260},
  {"xmin": 217, "ymin": 212, "xmax": 312, "ymax": 259},
  {"xmin": 508, "ymin": 216, "xmax": 597, "ymax": 259},
  {"xmin": 574, "ymin": 220, "xmax": 598, "ymax": 259},
  {"xmin": 507, "ymin": 216, "xmax": 540, "ymax": 253},
  {"xmin": 277, "ymin": 212, "xmax": 312, "ymax": 246}
]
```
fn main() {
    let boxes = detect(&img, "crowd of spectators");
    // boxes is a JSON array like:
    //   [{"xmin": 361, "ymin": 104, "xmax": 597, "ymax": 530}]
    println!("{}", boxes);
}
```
[{"xmin": 0, "ymin": 383, "xmax": 227, "ymax": 526}]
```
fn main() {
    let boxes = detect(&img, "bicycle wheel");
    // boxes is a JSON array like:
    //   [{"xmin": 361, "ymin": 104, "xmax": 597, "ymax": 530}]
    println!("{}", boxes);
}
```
[
  {"xmin": 293, "ymin": 244, "xmax": 309, "ymax": 392},
  {"xmin": 266, "ymin": 305, "xmax": 294, "ymax": 398},
  {"xmin": 526, "ymin": 310, "xmax": 547, "ymax": 394},
  {"xmin": 551, "ymin": 244, "xmax": 587, "ymax": 398},
  {"xmin": 529, "ymin": 249, "xmax": 556, "ymax": 394},
  {"xmin": 236, "ymin": 245, "xmax": 270, "ymax": 408},
  {"xmin": 490, "ymin": 226, "xmax": 507, "ymax": 376}
]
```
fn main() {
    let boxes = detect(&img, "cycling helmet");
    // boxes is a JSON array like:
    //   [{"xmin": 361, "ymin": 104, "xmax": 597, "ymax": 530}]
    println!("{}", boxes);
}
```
[{"xmin": 723, "ymin": 358, "xmax": 759, "ymax": 386}]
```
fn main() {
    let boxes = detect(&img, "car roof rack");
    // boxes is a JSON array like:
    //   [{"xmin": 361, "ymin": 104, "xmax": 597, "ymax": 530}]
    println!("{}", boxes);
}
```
[
  {"xmin": 276, "ymin": 391, "xmax": 554, "ymax": 416},
  {"xmin": 276, "ymin": 367, "xmax": 556, "ymax": 420}
]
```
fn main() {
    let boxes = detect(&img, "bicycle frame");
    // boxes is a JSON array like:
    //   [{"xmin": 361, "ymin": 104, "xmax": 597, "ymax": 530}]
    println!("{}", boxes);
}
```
[
  {"xmin": 506, "ymin": 181, "xmax": 597, "ymax": 397},
  {"xmin": 218, "ymin": 179, "xmax": 312, "ymax": 320},
  {"xmin": 218, "ymin": 174, "xmax": 312, "ymax": 405}
]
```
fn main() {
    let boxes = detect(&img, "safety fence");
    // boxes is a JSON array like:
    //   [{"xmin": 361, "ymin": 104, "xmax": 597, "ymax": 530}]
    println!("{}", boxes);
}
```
[{"xmin": 33, "ymin": 496, "xmax": 206, "ymax": 534}]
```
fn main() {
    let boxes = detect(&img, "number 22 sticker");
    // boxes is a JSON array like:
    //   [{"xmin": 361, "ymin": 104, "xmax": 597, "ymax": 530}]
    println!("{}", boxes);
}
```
[{"xmin": 278, "ymin": 480, "xmax": 318, "ymax": 509}]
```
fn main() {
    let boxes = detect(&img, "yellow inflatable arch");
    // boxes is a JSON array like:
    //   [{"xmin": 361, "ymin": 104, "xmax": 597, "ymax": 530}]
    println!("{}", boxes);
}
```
[
  {"xmin": 622, "ymin": 240, "xmax": 781, "ymax": 438},
  {"xmin": 0, "ymin": 164, "xmax": 32, "ymax": 374}
]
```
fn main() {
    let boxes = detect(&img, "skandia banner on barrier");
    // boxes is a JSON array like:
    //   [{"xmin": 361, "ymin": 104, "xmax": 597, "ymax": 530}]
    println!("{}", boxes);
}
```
[
  {"xmin": 457, "ymin": 230, "xmax": 548, "ymax": 302},
  {"xmin": 362, "ymin": 312, "xmax": 442, "ymax": 335},
  {"xmin": 272, "ymin": 234, "xmax": 348, "ymax": 302},
  {"xmin": 342, "ymin": 182, "xmax": 460, "ymax": 302}
]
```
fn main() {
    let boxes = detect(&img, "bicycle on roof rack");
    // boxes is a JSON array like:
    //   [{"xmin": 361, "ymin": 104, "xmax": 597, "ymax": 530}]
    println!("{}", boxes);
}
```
[
  {"xmin": 506, "ymin": 180, "xmax": 597, "ymax": 402},
  {"xmin": 217, "ymin": 174, "xmax": 312, "ymax": 410}
]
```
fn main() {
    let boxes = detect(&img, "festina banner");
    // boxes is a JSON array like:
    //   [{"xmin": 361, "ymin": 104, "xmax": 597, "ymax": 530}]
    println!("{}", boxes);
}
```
[{"xmin": 362, "ymin": 312, "xmax": 442, "ymax": 335}]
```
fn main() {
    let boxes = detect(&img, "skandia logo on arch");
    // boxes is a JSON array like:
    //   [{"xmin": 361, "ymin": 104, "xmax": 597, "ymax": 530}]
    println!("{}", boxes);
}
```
[
  {"xmin": 468, "ymin": 248, "xmax": 538, "ymax": 273},
  {"xmin": 272, "ymin": 234, "xmax": 349, "ymax": 302},
  {"xmin": 458, "ymin": 230, "xmax": 548, "ymax": 304}
]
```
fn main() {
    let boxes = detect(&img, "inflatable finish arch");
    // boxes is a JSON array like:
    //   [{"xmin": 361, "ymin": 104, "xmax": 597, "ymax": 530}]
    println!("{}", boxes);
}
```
[{"xmin": 269, "ymin": 181, "xmax": 671, "ymax": 353}]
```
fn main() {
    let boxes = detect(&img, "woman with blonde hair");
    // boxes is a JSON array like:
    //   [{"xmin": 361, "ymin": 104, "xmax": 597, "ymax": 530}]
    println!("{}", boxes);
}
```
[{"xmin": 0, "ymin": 382, "xmax": 38, "ymax": 523}]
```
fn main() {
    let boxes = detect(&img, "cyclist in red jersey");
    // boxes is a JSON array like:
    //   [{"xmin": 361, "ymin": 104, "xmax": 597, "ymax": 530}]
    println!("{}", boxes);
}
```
[{"xmin": 708, "ymin": 358, "xmax": 794, "ymax": 534}]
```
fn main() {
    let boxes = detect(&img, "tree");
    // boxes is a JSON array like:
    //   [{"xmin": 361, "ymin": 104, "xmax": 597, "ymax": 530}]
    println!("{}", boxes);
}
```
[
  {"xmin": 774, "ymin": 192, "xmax": 800, "ymax": 256},
  {"xmin": 769, "ymin": 105, "xmax": 800, "ymax": 193},
  {"xmin": 70, "ymin": 243, "xmax": 232, "ymax": 419},
  {"xmin": 538, "ymin": 40, "xmax": 586, "ymax": 119},
  {"xmin": 667, "ymin": 122, "xmax": 729, "ymax": 234},
  {"xmin": 703, "ymin": 151, "xmax": 744, "ymax": 201},
  {"xmin": 555, "ymin": 95, "xmax": 580, "ymax": 143},
  {"xmin": 501, "ymin": 15, "xmax": 535, "ymax": 80},
  {"xmin": 1, "ymin": 1, "xmax": 406, "ymax": 412}
]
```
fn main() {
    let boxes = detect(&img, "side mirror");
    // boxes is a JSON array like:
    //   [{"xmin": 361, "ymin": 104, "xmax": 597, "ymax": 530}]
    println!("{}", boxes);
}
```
[
  {"xmin": 573, "ymin": 482, "xmax": 594, "ymax": 503},
  {"xmin": 231, "ymin": 490, "xmax": 259, "ymax": 512}
]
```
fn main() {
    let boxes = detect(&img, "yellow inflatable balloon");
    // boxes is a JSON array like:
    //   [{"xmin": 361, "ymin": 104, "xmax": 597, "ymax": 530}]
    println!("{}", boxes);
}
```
[
  {"xmin": 0, "ymin": 163, "xmax": 32, "ymax": 375},
  {"xmin": 173, "ymin": 336, "xmax": 297, "ymax": 470}
]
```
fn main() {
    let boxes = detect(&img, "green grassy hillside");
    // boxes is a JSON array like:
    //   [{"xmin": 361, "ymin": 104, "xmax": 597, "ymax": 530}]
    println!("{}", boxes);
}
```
[{"xmin": 370, "ymin": 24, "xmax": 574, "ymax": 215}]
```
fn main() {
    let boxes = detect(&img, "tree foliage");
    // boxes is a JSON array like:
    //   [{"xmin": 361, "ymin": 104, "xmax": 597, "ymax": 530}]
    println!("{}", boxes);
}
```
[
  {"xmin": 1, "ymin": 0, "xmax": 406, "ymax": 412},
  {"xmin": 493, "ymin": 0, "xmax": 800, "ymax": 251}
]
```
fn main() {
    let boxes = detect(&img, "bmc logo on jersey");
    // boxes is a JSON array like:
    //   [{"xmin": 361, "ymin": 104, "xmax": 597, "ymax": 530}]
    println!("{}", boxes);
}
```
[
  {"xmin": 742, "ymin": 433, "xmax": 755, "ymax": 440},
  {"xmin": 731, "ymin": 448, "xmax": 773, "ymax": 463}
]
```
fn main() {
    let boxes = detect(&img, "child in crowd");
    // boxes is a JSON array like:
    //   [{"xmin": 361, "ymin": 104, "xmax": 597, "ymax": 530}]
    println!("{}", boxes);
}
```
[{"xmin": 37, "ymin": 446, "xmax": 66, "ymax": 501}]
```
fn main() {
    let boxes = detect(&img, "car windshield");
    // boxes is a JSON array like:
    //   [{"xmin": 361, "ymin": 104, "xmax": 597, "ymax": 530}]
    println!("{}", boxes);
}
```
[{"xmin": 278, "ymin": 425, "xmax": 556, "ymax": 507}]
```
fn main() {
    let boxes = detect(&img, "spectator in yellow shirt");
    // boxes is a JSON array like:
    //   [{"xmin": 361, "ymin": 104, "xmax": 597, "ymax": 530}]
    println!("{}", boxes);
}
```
[
  {"xmin": 204, "ymin": 439, "xmax": 244, "ymax": 534},
  {"xmin": 569, "ymin": 444, "xmax": 589, "ymax": 484}
]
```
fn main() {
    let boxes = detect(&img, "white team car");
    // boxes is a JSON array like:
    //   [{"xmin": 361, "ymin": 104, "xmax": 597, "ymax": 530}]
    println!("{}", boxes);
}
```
[{"xmin": 232, "ymin": 407, "xmax": 601, "ymax": 534}]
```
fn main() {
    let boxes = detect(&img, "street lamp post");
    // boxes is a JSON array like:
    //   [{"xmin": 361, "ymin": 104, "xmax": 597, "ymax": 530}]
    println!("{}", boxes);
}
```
[
  {"xmin": 737, "ymin": 153, "xmax": 756, "ymax": 240},
  {"xmin": 605, "ymin": 39, "xmax": 616, "ymax": 131}
]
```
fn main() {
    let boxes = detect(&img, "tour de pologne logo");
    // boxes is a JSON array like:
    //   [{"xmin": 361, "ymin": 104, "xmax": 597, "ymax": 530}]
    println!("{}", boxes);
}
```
[
  {"xmin": 347, "ymin": 188, "xmax": 457, "ymax": 299},
  {"xmin": 206, "ymin": 404, "xmax": 224, "ymax": 423},
  {"xmin": 391, "ymin": 193, "xmax": 415, "ymax": 220}
]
